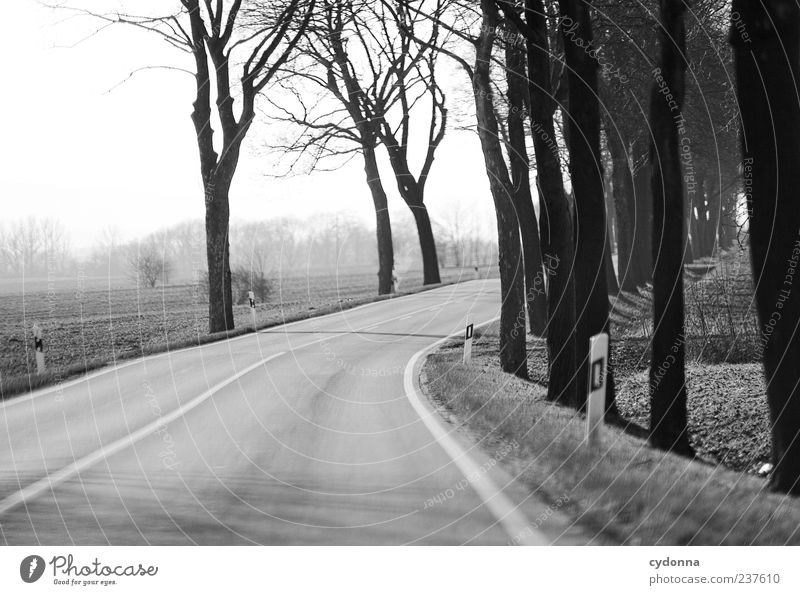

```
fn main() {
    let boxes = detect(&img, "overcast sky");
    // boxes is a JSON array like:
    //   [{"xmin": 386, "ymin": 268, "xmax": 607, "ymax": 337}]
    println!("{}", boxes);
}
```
[{"xmin": 2, "ymin": 0, "xmax": 498, "ymax": 252}]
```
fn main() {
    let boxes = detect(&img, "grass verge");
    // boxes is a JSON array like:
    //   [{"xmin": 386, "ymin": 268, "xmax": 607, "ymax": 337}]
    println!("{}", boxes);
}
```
[{"xmin": 421, "ymin": 324, "xmax": 800, "ymax": 545}]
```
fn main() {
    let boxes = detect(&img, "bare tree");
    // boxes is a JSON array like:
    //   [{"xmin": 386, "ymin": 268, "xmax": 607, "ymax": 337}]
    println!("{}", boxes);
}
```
[
  {"xmin": 127, "ymin": 238, "xmax": 173, "ymax": 289},
  {"xmin": 270, "ymin": 0, "xmax": 447, "ymax": 292},
  {"xmin": 268, "ymin": 1, "xmax": 393, "ymax": 293},
  {"xmin": 376, "ymin": 2, "xmax": 446, "ymax": 286},
  {"xmin": 65, "ymin": 0, "xmax": 314, "ymax": 332}
]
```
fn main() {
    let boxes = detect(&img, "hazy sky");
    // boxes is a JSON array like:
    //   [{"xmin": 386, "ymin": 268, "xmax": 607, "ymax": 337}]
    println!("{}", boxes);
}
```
[{"xmin": 2, "ymin": 1, "xmax": 498, "ymax": 251}]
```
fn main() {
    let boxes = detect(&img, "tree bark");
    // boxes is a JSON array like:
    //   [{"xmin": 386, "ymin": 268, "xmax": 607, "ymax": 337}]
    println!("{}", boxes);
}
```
[
  {"xmin": 380, "ymin": 122, "xmax": 443, "ymax": 287},
  {"xmin": 382, "ymin": 139, "xmax": 441, "ymax": 285},
  {"xmin": 363, "ymin": 146, "xmax": 395, "ymax": 295},
  {"xmin": 205, "ymin": 177, "xmax": 235, "ymax": 332},
  {"xmin": 732, "ymin": 0, "xmax": 800, "ymax": 494},
  {"xmin": 632, "ymin": 160, "xmax": 654, "ymax": 285},
  {"xmin": 684, "ymin": 172, "xmax": 696, "ymax": 263},
  {"xmin": 523, "ymin": 0, "xmax": 579, "ymax": 405},
  {"xmin": 474, "ymin": 0, "xmax": 528, "ymax": 377},
  {"xmin": 558, "ymin": 0, "xmax": 615, "ymax": 412},
  {"xmin": 608, "ymin": 132, "xmax": 637, "ymax": 291},
  {"xmin": 649, "ymin": 0, "xmax": 694, "ymax": 456},
  {"xmin": 705, "ymin": 178, "xmax": 720, "ymax": 257},
  {"xmin": 695, "ymin": 175, "xmax": 710, "ymax": 258},
  {"xmin": 688, "ymin": 179, "xmax": 702, "ymax": 259},
  {"xmin": 505, "ymin": 37, "xmax": 547, "ymax": 336},
  {"xmin": 410, "ymin": 203, "xmax": 440, "ymax": 284}
]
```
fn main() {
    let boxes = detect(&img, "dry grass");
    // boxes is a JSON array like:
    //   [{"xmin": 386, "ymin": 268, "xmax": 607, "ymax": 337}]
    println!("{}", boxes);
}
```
[{"xmin": 423, "ymin": 327, "xmax": 800, "ymax": 545}]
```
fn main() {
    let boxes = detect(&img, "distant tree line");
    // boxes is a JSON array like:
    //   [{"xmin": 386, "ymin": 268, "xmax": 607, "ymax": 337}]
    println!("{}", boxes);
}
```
[
  {"xmin": 0, "ymin": 218, "xmax": 72, "ymax": 277},
  {"xmin": 0, "ymin": 213, "xmax": 494, "ymax": 284}
]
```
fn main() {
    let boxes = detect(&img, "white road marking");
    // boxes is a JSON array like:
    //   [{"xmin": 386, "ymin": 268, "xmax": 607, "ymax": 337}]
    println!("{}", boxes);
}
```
[
  {"xmin": 0, "ymin": 352, "xmax": 286, "ymax": 516},
  {"xmin": 403, "ymin": 317, "xmax": 548, "ymax": 546}
]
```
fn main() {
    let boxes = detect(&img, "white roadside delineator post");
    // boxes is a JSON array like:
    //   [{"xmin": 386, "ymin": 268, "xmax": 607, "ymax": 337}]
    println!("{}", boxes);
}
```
[
  {"xmin": 586, "ymin": 332, "xmax": 609, "ymax": 448},
  {"xmin": 33, "ymin": 322, "xmax": 46, "ymax": 375},
  {"xmin": 463, "ymin": 317, "xmax": 474, "ymax": 365},
  {"xmin": 248, "ymin": 290, "xmax": 257, "ymax": 331}
]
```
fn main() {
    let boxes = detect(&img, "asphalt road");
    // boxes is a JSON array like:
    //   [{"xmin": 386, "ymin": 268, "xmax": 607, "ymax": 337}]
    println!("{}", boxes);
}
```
[{"xmin": 0, "ymin": 279, "xmax": 583, "ymax": 545}]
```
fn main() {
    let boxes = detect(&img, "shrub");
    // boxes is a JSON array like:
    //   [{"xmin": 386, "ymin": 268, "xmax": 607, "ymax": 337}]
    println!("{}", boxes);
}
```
[{"xmin": 196, "ymin": 266, "xmax": 273, "ymax": 306}]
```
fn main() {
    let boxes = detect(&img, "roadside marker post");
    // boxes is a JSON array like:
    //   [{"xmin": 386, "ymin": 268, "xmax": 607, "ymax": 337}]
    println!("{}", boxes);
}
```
[
  {"xmin": 586, "ymin": 332, "xmax": 609, "ymax": 448},
  {"xmin": 33, "ymin": 323, "xmax": 46, "ymax": 375},
  {"xmin": 248, "ymin": 291, "xmax": 257, "ymax": 331},
  {"xmin": 463, "ymin": 317, "xmax": 474, "ymax": 365}
]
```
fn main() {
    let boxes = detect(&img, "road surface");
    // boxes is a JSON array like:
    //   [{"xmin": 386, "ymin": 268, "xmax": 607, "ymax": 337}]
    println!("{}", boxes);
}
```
[{"xmin": 0, "ymin": 279, "xmax": 583, "ymax": 545}]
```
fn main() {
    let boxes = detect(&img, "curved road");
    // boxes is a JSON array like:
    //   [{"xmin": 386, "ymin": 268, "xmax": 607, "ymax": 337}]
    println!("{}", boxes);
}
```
[{"xmin": 0, "ymin": 279, "xmax": 583, "ymax": 545}]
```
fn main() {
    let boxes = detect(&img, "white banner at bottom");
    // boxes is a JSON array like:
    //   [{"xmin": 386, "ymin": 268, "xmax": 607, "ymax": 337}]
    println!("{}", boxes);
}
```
[{"xmin": 0, "ymin": 546, "xmax": 797, "ymax": 594}]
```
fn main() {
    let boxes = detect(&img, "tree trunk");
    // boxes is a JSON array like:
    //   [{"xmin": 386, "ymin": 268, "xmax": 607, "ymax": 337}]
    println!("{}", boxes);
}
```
[
  {"xmin": 409, "ymin": 203, "xmax": 441, "ymax": 284},
  {"xmin": 363, "ymin": 146, "xmax": 395, "ymax": 295},
  {"xmin": 383, "ymin": 143, "xmax": 441, "ymax": 285},
  {"xmin": 732, "ymin": 0, "xmax": 800, "ymax": 494},
  {"xmin": 558, "ymin": 0, "xmax": 615, "ymax": 412},
  {"xmin": 525, "ymin": 0, "xmax": 579, "ymax": 405},
  {"xmin": 506, "ymin": 37, "xmax": 547, "ymax": 337},
  {"xmin": 695, "ymin": 175, "xmax": 710, "ymax": 258},
  {"xmin": 705, "ymin": 179, "xmax": 720, "ymax": 257},
  {"xmin": 632, "ymin": 161, "xmax": 654, "ymax": 285},
  {"xmin": 608, "ymin": 133, "xmax": 638, "ymax": 291},
  {"xmin": 684, "ymin": 175, "xmax": 696, "ymax": 263},
  {"xmin": 205, "ymin": 179, "xmax": 235, "ymax": 333},
  {"xmin": 688, "ymin": 179, "xmax": 702, "ymax": 260},
  {"xmin": 649, "ymin": 0, "xmax": 694, "ymax": 456},
  {"xmin": 719, "ymin": 188, "xmax": 738, "ymax": 250},
  {"xmin": 474, "ymin": 0, "xmax": 528, "ymax": 378}
]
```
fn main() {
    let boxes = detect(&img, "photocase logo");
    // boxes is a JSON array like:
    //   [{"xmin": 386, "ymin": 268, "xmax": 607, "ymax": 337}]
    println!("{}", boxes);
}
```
[{"xmin": 20, "ymin": 555, "xmax": 46, "ymax": 583}]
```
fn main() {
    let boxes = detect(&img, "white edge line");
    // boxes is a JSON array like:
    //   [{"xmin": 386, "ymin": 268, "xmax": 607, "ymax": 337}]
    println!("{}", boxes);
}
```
[
  {"xmin": 403, "ymin": 316, "xmax": 548, "ymax": 546},
  {"xmin": 0, "ymin": 351, "xmax": 286, "ymax": 516},
  {"xmin": 2, "ymin": 279, "xmax": 489, "ymax": 410}
]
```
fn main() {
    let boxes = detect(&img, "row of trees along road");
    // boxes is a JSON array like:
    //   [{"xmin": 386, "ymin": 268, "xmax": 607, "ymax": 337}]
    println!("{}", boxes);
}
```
[
  {"xmin": 405, "ymin": 0, "xmax": 800, "ymax": 495},
  {"xmin": 69, "ymin": 0, "xmax": 800, "ymax": 494},
  {"xmin": 425, "ymin": 0, "xmax": 608, "ymax": 406},
  {"xmin": 74, "ymin": 0, "xmax": 452, "ymax": 325}
]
